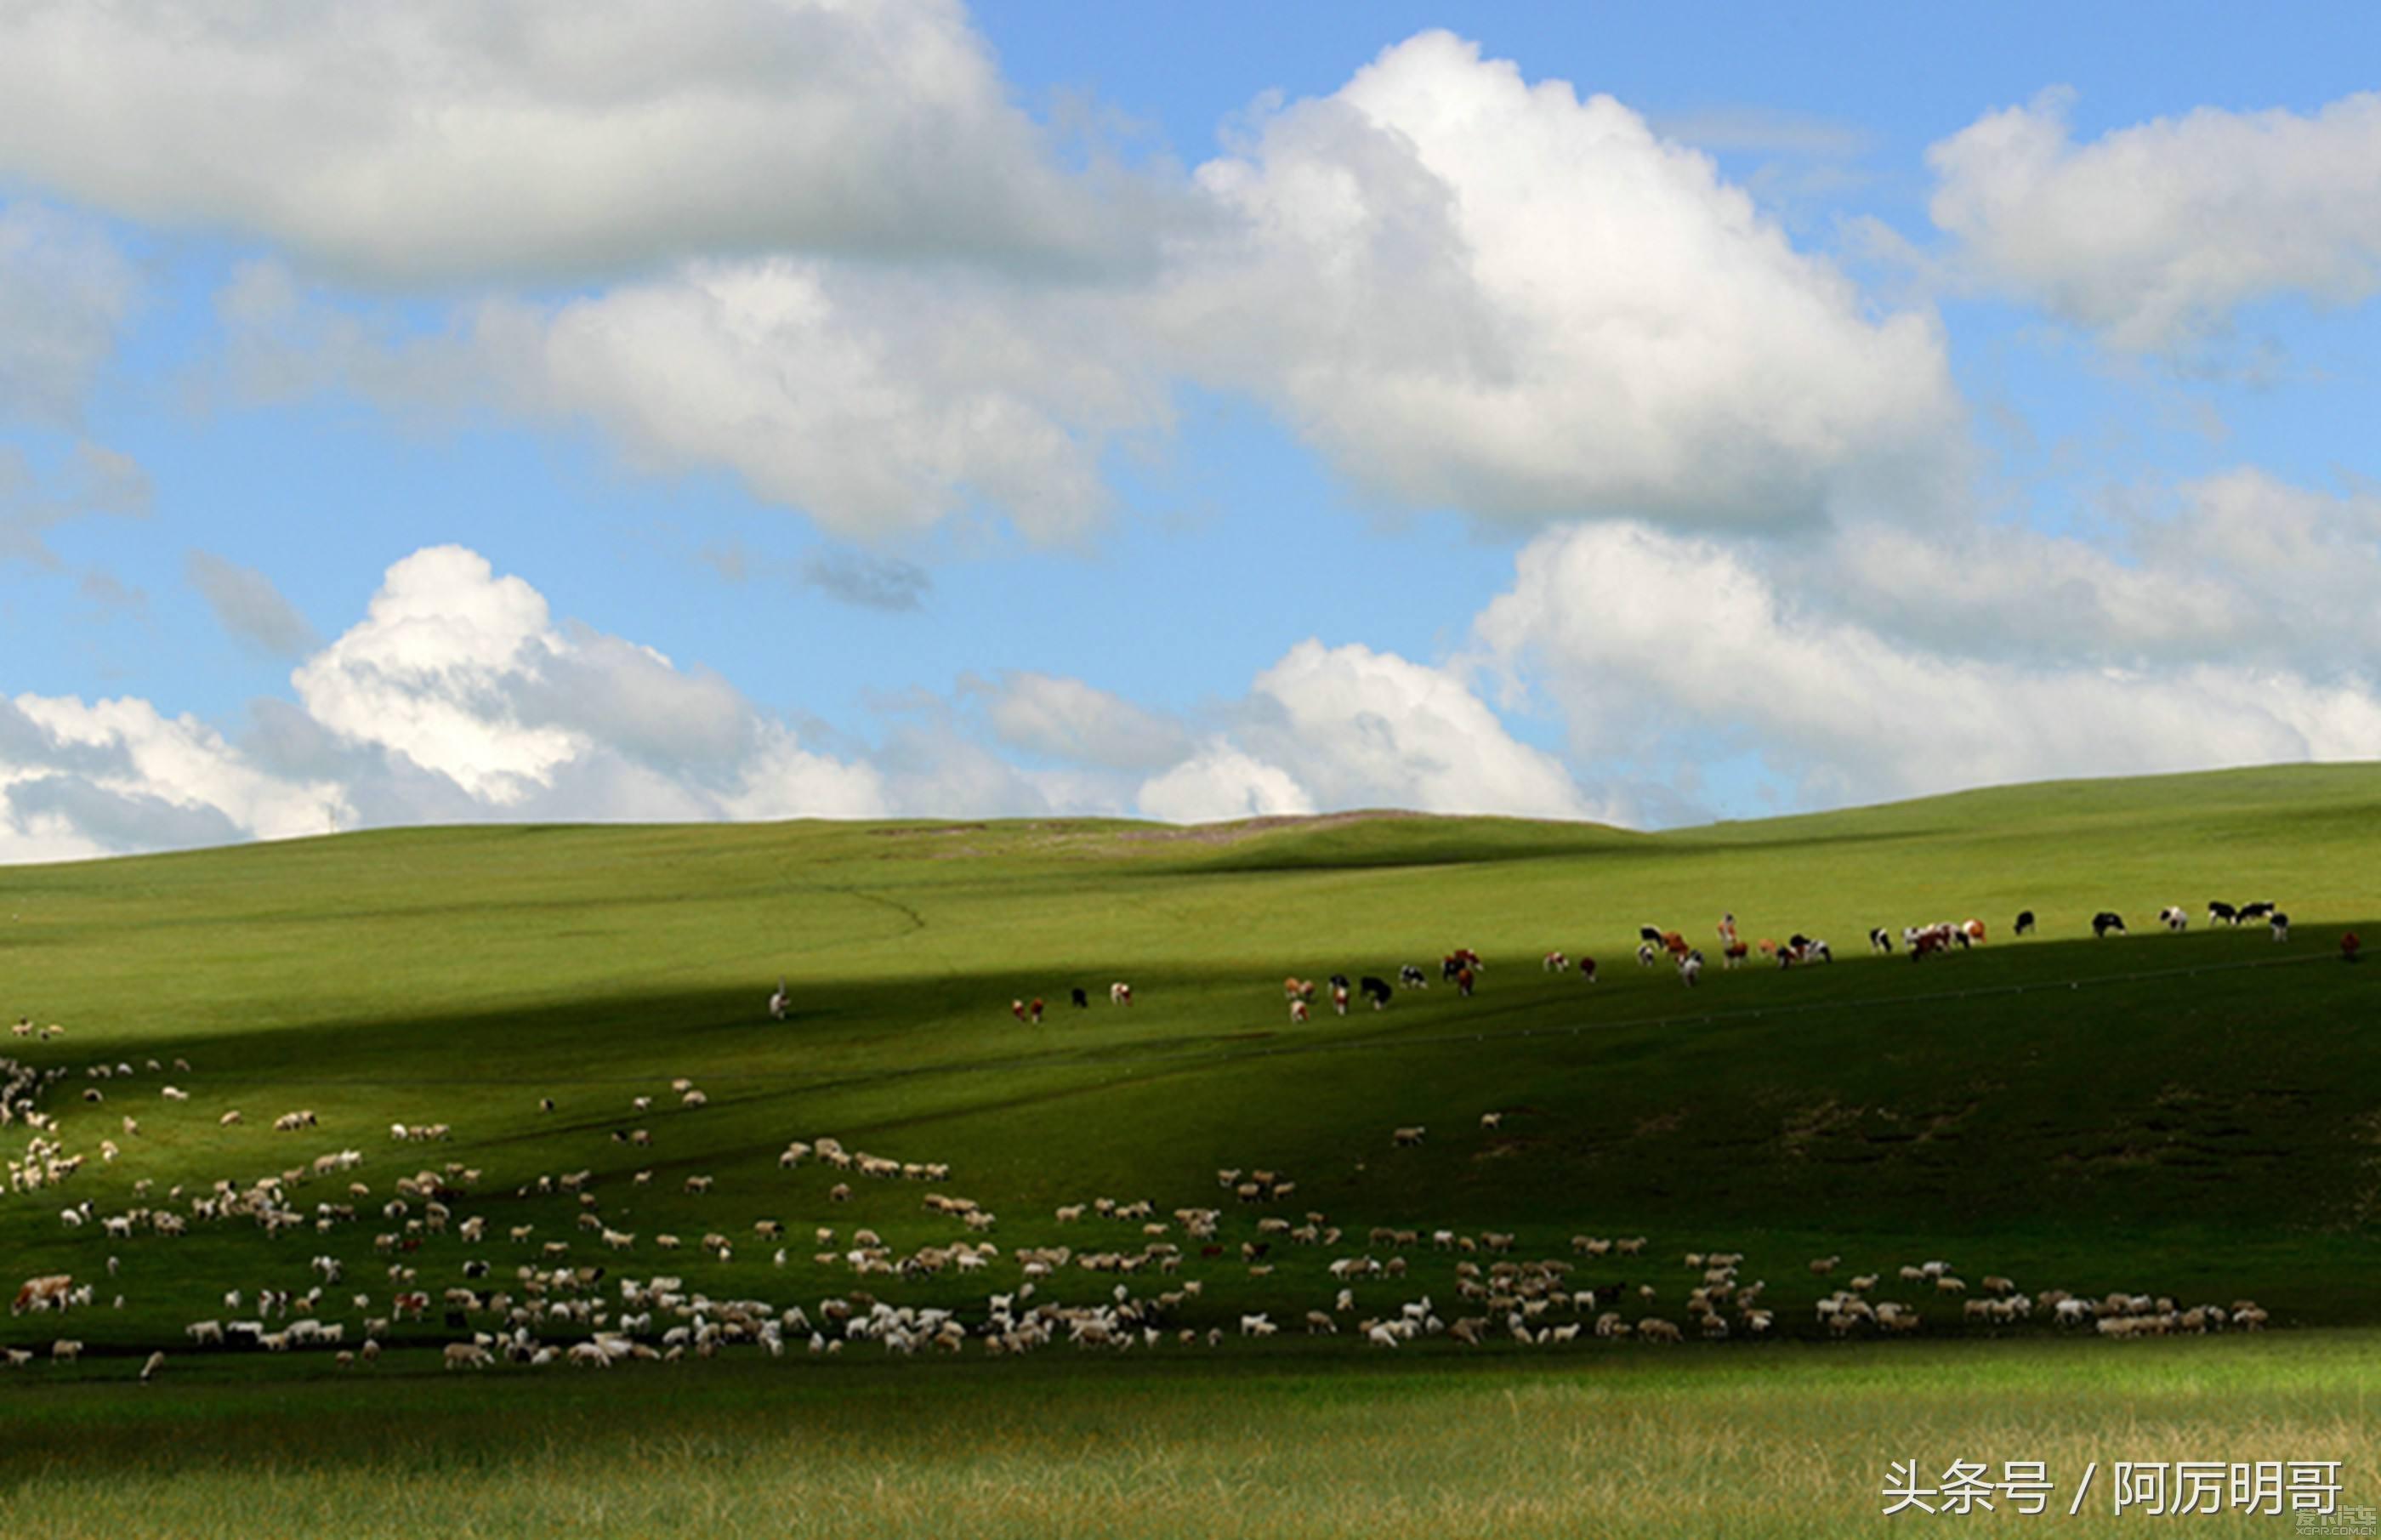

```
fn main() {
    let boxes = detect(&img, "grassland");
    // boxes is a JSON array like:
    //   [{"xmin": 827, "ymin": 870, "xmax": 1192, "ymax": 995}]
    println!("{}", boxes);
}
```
[{"xmin": 3, "ymin": 763, "xmax": 2378, "ymax": 1534}]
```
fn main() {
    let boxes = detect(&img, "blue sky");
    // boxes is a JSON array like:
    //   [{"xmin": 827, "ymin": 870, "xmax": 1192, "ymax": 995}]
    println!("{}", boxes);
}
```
[{"xmin": 3, "ymin": 1, "xmax": 2379, "ymax": 861}]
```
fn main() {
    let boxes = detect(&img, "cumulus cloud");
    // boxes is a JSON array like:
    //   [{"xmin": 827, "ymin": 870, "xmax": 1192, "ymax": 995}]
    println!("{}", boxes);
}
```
[
  {"xmin": 0, "ymin": 0, "xmax": 1139, "ymax": 283},
  {"xmin": 292, "ymin": 545, "xmax": 775, "ymax": 800},
  {"xmin": 205, "ymin": 30, "xmax": 1959, "ymax": 545},
  {"xmin": 1137, "ymin": 743, "xmax": 1316, "ymax": 824},
  {"xmin": 1224, "ymin": 641, "xmax": 1602, "ymax": 820},
  {"xmin": 185, "ymin": 551, "xmax": 320, "ymax": 657},
  {"xmin": 1791, "ymin": 469, "xmax": 2381, "ymax": 676},
  {"xmin": 298, "ymin": 259, "xmax": 1166, "ymax": 542},
  {"xmin": 1159, "ymin": 31, "xmax": 1960, "ymax": 526},
  {"xmin": 1476, "ymin": 520, "xmax": 2381, "ymax": 810},
  {"xmin": 3, "ymin": 543, "xmax": 904, "ymax": 862},
  {"xmin": 0, "ymin": 691, "xmax": 345, "ymax": 864},
  {"xmin": 956, "ymin": 645, "xmax": 1605, "ymax": 826},
  {"xmin": 1929, "ymin": 89, "xmax": 2381, "ymax": 350}
]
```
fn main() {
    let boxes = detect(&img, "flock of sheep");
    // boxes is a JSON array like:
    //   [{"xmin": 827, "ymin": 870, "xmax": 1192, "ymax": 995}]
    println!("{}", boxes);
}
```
[
  {"xmin": 3, "ymin": 969, "xmax": 2290, "ymax": 1382},
  {"xmin": 0, "ymin": 888, "xmax": 2333, "ymax": 1379}
]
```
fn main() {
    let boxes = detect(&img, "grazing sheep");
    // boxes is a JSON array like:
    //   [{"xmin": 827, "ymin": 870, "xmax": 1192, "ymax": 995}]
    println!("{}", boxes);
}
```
[
  {"xmin": 1391, "ymin": 1126, "xmax": 1426, "ymax": 1147},
  {"xmin": 1480, "ymin": 1112, "xmax": 1503, "ymax": 1132},
  {"xmin": 140, "ymin": 1350, "xmax": 165, "ymax": 1383}
]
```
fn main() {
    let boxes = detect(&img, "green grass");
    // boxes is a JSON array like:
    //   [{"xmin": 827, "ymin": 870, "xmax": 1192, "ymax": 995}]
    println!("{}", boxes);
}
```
[
  {"xmin": 5, "ymin": 1337, "xmax": 2374, "ymax": 1537},
  {"xmin": 3, "ymin": 764, "xmax": 2378, "ymax": 1533}
]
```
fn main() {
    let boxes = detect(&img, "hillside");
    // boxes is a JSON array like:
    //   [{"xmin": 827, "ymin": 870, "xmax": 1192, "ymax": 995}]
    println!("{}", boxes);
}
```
[{"xmin": 3, "ymin": 762, "xmax": 2378, "ymax": 1361}]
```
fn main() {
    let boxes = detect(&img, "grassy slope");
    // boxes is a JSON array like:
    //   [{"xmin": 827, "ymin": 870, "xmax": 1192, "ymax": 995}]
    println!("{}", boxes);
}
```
[
  {"xmin": 4, "ymin": 764, "xmax": 2380, "ymax": 1534},
  {"xmin": 1, "ymin": 767, "xmax": 2377, "ymax": 1350}
]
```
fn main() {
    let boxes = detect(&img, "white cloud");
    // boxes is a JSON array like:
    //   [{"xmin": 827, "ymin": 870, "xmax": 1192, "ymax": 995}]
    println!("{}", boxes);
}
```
[
  {"xmin": 463, "ymin": 260, "xmax": 1160, "ymax": 541},
  {"xmin": 1477, "ymin": 520, "xmax": 2381, "ymax": 809},
  {"xmin": 1232, "ymin": 640, "xmax": 1600, "ymax": 820},
  {"xmin": 1128, "ymin": 639, "xmax": 1606, "ymax": 825},
  {"xmin": 1137, "ymin": 743, "xmax": 1316, "ymax": 824},
  {"xmin": 1, "ymin": 692, "xmax": 344, "ymax": 864},
  {"xmin": 1929, "ymin": 89, "xmax": 2381, "ymax": 349},
  {"xmin": 1159, "ymin": 31, "xmax": 1960, "ymax": 526},
  {"xmin": 1800, "ymin": 470, "xmax": 2381, "ymax": 674},
  {"xmin": 292, "ymin": 546, "xmax": 583, "ymax": 801},
  {"xmin": 204, "ymin": 30, "xmax": 1960, "ymax": 546},
  {"xmin": 0, "ymin": 202, "xmax": 139, "ymax": 424},
  {"xmin": 0, "ymin": 0, "xmax": 1132, "ymax": 283}
]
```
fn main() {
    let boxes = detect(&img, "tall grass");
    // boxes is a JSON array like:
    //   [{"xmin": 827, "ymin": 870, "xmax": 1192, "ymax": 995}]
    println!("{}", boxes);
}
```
[{"xmin": 5, "ymin": 1336, "xmax": 2373, "ymax": 1538}]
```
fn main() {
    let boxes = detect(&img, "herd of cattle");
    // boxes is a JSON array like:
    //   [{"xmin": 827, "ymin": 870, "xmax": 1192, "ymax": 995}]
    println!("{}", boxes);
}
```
[{"xmin": 1251, "ymin": 898, "xmax": 2322, "ymax": 1010}]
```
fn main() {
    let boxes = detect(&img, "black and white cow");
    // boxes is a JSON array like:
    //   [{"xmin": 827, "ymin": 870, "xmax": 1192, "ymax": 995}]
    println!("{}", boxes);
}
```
[
  {"xmin": 2092, "ymin": 912, "xmax": 2127, "ymax": 937},
  {"xmin": 1398, "ymin": 964, "xmax": 1429, "ymax": 990},
  {"xmin": 1868, "ymin": 928, "xmax": 1895, "ymax": 953},
  {"xmin": 1360, "ymin": 976, "xmax": 1394, "ymax": 1009},
  {"xmin": 2014, "ymin": 910, "xmax": 2036, "ymax": 936},
  {"xmin": 2159, "ymin": 906, "xmax": 2188, "ymax": 931},
  {"xmin": 2208, "ymin": 901, "xmax": 2238, "ymax": 927},
  {"xmin": 2270, "ymin": 912, "xmax": 2291, "ymax": 942}
]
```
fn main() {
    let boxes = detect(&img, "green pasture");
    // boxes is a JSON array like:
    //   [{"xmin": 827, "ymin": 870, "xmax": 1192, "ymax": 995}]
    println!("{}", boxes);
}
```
[{"xmin": 2, "ymin": 762, "xmax": 2377, "ymax": 1532}]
